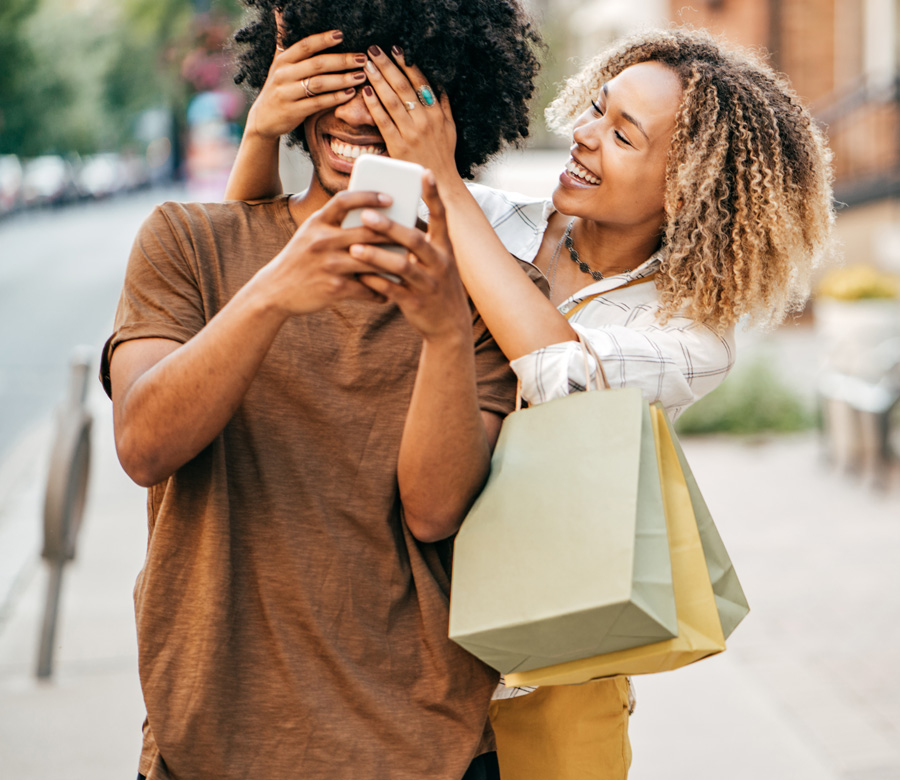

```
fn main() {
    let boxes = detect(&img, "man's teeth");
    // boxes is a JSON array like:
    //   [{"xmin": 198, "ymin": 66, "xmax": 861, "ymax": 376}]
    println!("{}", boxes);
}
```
[
  {"xmin": 565, "ymin": 159, "xmax": 600, "ymax": 185},
  {"xmin": 330, "ymin": 139, "xmax": 386, "ymax": 160}
]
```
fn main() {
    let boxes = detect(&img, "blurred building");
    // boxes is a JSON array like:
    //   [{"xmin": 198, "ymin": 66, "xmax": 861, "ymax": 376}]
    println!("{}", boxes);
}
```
[
  {"xmin": 537, "ymin": 0, "xmax": 900, "ymax": 273},
  {"xmin": 666, "ymin": 0, "xmax": 900, "ymax": 274},
  {"xmin": 529, "ymin": 0, "xmax": 668, "ymax": 59}
]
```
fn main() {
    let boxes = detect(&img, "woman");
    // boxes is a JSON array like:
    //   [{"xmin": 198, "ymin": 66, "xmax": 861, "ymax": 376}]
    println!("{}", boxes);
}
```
[{"xmin": 227, "ymin": 26, "xmax": 834, "ymax": 780}]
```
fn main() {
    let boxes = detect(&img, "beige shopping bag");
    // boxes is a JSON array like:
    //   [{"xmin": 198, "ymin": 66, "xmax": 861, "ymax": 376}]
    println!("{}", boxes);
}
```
[
  {"xmin": 666, "ymin": 415, "xmax": 750, "ymax": 638},
  {"xmin": 449, "ymin": 382, "xmax": 679, "ymax": 674}
]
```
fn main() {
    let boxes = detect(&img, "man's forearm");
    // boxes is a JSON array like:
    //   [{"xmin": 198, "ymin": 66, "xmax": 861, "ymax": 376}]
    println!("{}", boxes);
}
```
[
  {"xmin": 439, "ymin": 179, "xmax": 576, "ymax": 359},
  {"xmin": 113, "ymin": 186, "xmax": 396, "ymax": 486},
  {"xmin": 397, "ymin": 331, "xmax": 494, "ymax": 543}
]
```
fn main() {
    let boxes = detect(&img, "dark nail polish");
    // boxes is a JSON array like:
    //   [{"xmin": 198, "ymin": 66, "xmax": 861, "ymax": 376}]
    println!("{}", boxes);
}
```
[
  {"xmin": 391, "ymin": 45, "xmax": 403, "ymax": 57},
  {"xmin": 368, "ymin": 45, "xmax": 382, "ymax": 57},
  {"xmin": 345, "ymin": 88, "xmax": 357, "ymax": 95},
  {"xmin": 363, "ymin": 86, "xmax": 374, "ymax": 97},
  {"xmin": 355, "ymin": 53, "xmax": 367, "ymax": 64},
  {"xmin": 332, "ymin": 30, "xmax": 344, "ymax": 41}
]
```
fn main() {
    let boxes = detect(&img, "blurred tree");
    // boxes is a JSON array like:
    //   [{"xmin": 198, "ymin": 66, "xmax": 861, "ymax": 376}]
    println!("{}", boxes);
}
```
[
  {"xmin": 30, "ymin": 4, "xmax": 119, "ymax": 156},
  {"xmin": 675, "ymin": 357, "xmax": 815, "ymax": 436},
  {"xmin": 104, "ymin": 0, "xmax": 244, "ymax": 174},
  {"xmin": 0, "ymin": 0, "xmax": 244, "ymax": 159},
  {"xmin": 0, "ymin": 0, "xmax": 73, "ymax": 156}
]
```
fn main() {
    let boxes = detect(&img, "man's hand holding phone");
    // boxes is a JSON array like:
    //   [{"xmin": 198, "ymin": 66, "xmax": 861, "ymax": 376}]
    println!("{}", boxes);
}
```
[
  {"xmin": 343, "ymin": 154, "xmax": 424, "ymax": 282},
  {"xmin": 347, "ymin": 161, "xmax": 471, "ymax": 342}
]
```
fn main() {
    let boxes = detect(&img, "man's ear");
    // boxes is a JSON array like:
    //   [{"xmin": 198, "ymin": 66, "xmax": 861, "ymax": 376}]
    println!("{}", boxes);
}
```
[{"xmin": 274, "ymin": 8, "xmax": 286, "ymax": 52}]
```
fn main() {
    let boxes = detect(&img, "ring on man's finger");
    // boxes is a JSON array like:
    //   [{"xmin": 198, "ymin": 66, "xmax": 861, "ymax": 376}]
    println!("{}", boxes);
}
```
[
  {"xmin": 404, "ymin": 101, "xmax": 418, "ymax": 111},
  {"xmin": 301, "ymin": 77, "xmax": 318, "ymax": 98},
  {"xmin": 416, "ymin": 86, "xmax": 435, "ymax": 106}
]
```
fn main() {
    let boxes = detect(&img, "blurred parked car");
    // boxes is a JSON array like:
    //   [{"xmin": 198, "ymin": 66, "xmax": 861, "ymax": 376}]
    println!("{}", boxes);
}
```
[
  {"xmin": 22, "ymin": 155, "xmax": 78, "ymax": 207},
  {"xmin": 0, "ymin": 155, "xmax": 24, "ymax": 216},
  {"xmin": 78, "ymin": 153, "xmax": 124, "ymax": 199},
  {"xmin": 119, "ymin": 151, "xmax": 151, "ymax": 192},
  {"xmin": 22, "ymin": 155, "xmax": 66, "ymax": 206},
  {"xmin": 78, "ymin": 152, "xmax": 151, "ymax": 200}
]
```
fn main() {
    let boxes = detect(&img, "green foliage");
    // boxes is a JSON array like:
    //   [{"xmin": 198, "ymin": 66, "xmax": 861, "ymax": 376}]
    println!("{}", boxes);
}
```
[
  {"xmin": 525, "ymin": 14, "xmax": 566, "ymax": 148},
  {"xmin": 675, "ymin": 357, "xmax": 815, "ymax": 436},
  {"xmin": 26, "ymin": 6, "xmax": 116, "ymax": 156},
  {"xmin": 0, "ymin": 0, "xmax": 245, "ymax": 158},
  {"xmin": 0, "ymin": 0, "xmax": 71, "ymax": 155}
]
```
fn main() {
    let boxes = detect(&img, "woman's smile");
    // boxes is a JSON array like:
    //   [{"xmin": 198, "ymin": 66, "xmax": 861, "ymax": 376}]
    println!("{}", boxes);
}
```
[{"xmin": 560, "ymin": 156, "xmax": 601, "ymax": 187}]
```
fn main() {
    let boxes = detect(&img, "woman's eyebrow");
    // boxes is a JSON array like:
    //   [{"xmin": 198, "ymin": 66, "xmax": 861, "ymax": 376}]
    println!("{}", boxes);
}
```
[{"xmin": 602, "ymin": 83, "xmax": 649, "ymax": 142}]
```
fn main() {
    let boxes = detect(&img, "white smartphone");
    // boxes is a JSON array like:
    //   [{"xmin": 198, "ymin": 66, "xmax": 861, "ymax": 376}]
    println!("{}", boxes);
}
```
[{"xmin": 342, "ymin": 154, "xmax": 424, "ymax": 282}]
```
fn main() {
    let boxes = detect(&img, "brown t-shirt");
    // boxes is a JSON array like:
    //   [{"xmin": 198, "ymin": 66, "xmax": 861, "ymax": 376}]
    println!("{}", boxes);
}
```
[{"xmin": 101, "ymin": 197, "xmax": 534, "ymax": 780}]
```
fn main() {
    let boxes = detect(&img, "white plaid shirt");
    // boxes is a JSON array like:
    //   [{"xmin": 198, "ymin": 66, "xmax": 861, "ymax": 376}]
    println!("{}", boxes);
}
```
[
  {"xmin": 465, "ymin": 183, "xmax": 736, "ymax": 421},
  {"xmin": 461, "ymin": 184, "xmax": 736, "ymax": 700}
]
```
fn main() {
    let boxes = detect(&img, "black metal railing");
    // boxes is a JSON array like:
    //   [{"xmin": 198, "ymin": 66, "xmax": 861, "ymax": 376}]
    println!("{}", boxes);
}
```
[
  {"xmin": 36, "ymin": 348, "xmax": 93, "ymax": 679},
  {"xmin": 815, "ymin": 74, "xmax": 900, "ymax": 207}
]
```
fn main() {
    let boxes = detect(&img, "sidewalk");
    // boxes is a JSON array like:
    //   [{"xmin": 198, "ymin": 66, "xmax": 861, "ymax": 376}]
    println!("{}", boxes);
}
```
[
  {"xmin": 0, "ymin": 372, "xmax": 146, "ymax": 776},
  {"xmin": 0, "ymin": 338, "xmax": 898, "ymax": 778},
  {"xmin": 630, "ymin": 431, "xmax": 900, "ymax": 780}
]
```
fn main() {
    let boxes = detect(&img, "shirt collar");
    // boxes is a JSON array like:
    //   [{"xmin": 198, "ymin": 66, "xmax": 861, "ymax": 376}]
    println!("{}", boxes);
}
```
[{"xmin": 558, "ymin": 250, "xmax": 664, "ymax": 312}]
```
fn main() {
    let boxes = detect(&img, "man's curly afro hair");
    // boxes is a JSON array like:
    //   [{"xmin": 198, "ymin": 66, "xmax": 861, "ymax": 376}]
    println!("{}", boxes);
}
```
[{"xmin": 233, "ymin": 0, "xmax": 542, "ymax": 179}]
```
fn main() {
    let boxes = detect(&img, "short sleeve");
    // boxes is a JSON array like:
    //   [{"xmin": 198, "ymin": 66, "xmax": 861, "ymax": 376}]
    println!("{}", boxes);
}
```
[
  {"xmin": 100, "ymin": 203, "xmax": 206, "ymax": 397},
  {"xmin": 463, "ymin": 182, "xmax": 551, "ymax": 263}
]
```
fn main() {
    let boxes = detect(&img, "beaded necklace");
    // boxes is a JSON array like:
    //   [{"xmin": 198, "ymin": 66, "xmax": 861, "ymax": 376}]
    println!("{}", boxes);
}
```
[{"xmin": 563, "ymin": 219, "xmax": 605, "ymax": 281}]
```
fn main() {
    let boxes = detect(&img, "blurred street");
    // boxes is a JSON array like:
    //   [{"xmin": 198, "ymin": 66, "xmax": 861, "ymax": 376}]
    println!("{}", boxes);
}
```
[
  {"xmin": 0, "ymin": 187, "xmax": 186, "ymax": 615},
  {"xmin": 0, "ymin": 157, "xmax": 899, "ymax": 779},
  {"xmin": 0, "ymin": 188, "xmax": 188, "ymax": 464}
]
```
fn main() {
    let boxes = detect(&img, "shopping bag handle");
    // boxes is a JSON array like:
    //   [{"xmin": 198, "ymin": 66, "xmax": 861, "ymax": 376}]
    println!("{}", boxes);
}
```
[
  {"xmin": 576, "ymin": 333, "xmax": 611, "ymax": 392},
  {"xmin": 513, "ymin": 274, "xmax": 658, "ymax": 410},
  {"xmin": 563, "ymin": 275, "xmax": 658, "ymax": 392},
  {"xmin": 514, "ymin": 303, "xmax": 610, "ymax": 411},
  {"xmin": 566, "ymin": 294, "xmax": 611, "ymax": 394}
]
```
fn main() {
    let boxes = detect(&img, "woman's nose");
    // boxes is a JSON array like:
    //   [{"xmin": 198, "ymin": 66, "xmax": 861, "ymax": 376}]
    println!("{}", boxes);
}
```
[{"xmin": 572, "ymin": 119, "xmax": 599, "ymax": 150}]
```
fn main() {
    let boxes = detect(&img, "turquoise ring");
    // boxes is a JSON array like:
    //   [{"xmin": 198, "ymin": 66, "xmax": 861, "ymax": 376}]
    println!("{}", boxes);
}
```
[{"xmin": 416, "ymin": 85, "xmax": 435, "ymax": 106}]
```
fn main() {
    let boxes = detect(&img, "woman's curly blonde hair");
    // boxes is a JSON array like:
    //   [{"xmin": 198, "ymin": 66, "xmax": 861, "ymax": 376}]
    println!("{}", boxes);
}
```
[{"xmin": 546, "ymin": 28, "xmax": 835, "ymax": 331}]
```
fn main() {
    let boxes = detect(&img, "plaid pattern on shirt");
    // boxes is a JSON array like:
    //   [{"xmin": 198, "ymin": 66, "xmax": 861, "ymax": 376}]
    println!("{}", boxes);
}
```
[{"xmin": 460, "ymin": 183, "xmax": 735, "ymax": 421}]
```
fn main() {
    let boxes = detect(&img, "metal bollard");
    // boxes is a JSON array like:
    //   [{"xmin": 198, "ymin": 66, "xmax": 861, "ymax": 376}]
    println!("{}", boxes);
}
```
[{"xmin": 36, "ymin": 347, "xmax": 93, "ymax": 679}]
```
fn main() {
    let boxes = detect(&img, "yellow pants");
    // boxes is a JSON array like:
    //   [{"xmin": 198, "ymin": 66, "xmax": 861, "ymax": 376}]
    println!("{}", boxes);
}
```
[{"xmin": 488, "ymin": 678, "xmax": 632, "ymax": 780}]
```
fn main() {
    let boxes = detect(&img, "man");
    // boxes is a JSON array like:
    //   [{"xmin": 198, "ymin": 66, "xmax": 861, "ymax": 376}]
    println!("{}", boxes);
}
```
[{"xmin": 101, "ymin": 1, "xmax": 541, "ymax": 778}]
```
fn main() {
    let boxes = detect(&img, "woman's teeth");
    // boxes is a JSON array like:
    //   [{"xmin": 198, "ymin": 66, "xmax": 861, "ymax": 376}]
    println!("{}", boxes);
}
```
[
  {"xmin": 565, "ymin": 159, "xmax": 600, "ymax": 185},
  {"xmin": 330, "ymin": 139, "xmax": 386, "ymax": 160}
]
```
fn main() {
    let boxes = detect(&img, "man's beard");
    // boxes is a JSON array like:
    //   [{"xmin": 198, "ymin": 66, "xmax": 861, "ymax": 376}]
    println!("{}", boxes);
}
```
[
  {"xmin": 302, "ymin": 129, "xmax": 344, "ymax": 198},
  {"xmin": 312, "ymin": 165, "xmax": 341, "ymax": 198}
]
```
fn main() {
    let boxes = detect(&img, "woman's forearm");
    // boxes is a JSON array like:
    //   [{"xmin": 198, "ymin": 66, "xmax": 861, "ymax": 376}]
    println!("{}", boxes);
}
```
[
  {"xmin": 439, "ymin": 178, "xmax": 576, "ymax": 361},
  {"xmin": 225, "ymin": 127, "xmax": 284, "ymax": 201}
]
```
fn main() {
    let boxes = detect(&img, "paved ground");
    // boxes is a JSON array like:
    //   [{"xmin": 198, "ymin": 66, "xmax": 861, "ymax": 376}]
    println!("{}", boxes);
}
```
[
  {"xmin": 0, "ymin": 376, "xmax": 145, "ymax": 776},
  {"xmin": 0, "ymin": 325, "xmax": 897, "ymax": 779}
]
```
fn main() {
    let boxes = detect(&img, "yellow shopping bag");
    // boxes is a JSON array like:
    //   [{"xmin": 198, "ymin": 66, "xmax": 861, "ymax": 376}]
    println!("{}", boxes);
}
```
[
  {"xmin": 505, "ymin": 404, "xmax": 726, "ymax": 687},
  {"xmin": 489, "ymin": 678, "xmax": 632, "ymax": 780}
]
